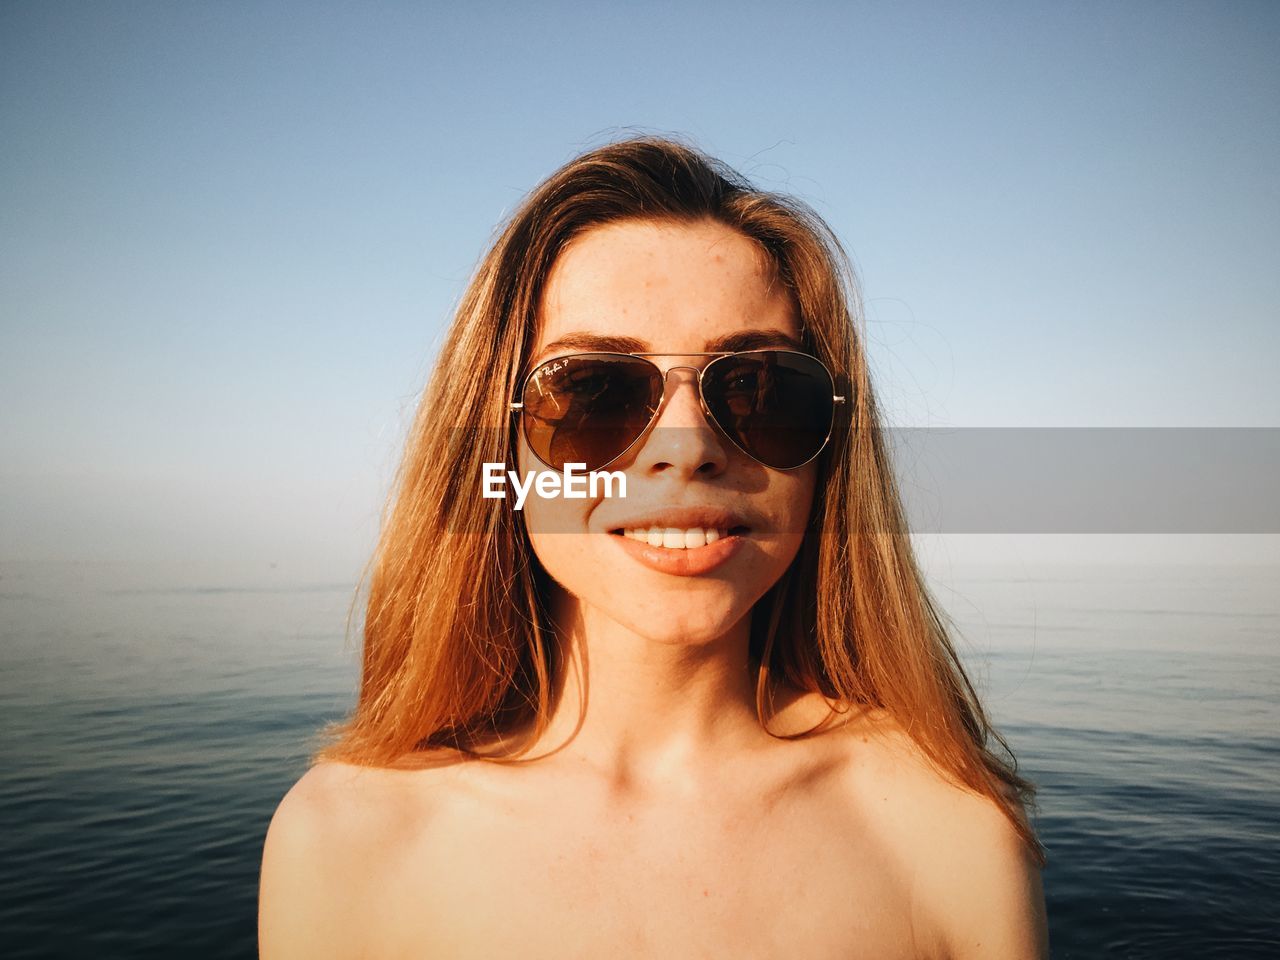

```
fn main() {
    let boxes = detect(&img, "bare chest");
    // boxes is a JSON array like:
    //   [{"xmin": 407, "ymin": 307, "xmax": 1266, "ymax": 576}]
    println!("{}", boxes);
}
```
[{"xmin": 359, "ymin": 788, "xmax": 926, "ymax": 960}]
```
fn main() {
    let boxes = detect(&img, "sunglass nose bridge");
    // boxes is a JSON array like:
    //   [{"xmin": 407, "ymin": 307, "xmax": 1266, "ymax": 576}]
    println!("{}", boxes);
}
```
[
  {"xmin": 646, "ymin": 365, "xmax": 724, "ymax": 449},
  {"xmin": 660, "ymin": 363, "xmax": 704, "ymax": 381},
  {"xmin": 654, "ymin": 364, "xmax": 706, "ymax": 409}
]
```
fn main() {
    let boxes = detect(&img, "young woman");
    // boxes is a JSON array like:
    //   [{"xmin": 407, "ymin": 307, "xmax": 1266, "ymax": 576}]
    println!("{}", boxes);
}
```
[{"xmin": 259, "ymin": 136, "xmax": 1049, "ymax": 958}]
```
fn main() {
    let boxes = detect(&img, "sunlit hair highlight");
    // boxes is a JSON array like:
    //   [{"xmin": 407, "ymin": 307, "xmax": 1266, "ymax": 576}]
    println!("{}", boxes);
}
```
[{"xmin": 312, "ymin": 134, "xmax": 1044, "ymax": 865}]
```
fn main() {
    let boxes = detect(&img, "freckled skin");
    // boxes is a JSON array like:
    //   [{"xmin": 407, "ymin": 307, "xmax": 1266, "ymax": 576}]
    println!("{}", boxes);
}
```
[{"xmin": 520, "ymin": 220, "xmax": 816, "ymax": 649}]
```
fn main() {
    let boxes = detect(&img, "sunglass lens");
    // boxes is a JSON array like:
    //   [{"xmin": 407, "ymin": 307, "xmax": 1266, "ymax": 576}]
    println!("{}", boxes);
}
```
[
  {"xmin": 521, "ymin": 355, "xmax": 663, "ymax": 471},
  {"xmin": 702, "ymin": 352, "xmax": 836, "ymax": 469}
]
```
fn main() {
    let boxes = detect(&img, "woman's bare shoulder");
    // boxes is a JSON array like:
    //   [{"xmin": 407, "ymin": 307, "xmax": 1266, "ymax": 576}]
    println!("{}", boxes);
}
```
[
  {"xmin": 258, "ymin": 756, "xmax": 462, "ymax": 958},
  {"xmin": 274, "ymin": 748, "xmax": 469, "ymax": 822},
  {"xmin": 267, "ymin": 760, "xmax": 409, "ymax": 843},
  {"xmin": 816, "ymin": 709, "xmax": 1047, "ymax": 959}
]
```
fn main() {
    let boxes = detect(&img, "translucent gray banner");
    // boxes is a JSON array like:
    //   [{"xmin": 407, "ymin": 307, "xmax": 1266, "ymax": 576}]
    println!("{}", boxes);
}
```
[
  {"xmin": 450, "ymin": 428, "xmax": 1280, "ymax": 533},
  {"xmin": 889, "ymin": 428, "xmax": 1280, "ymax": 533}
]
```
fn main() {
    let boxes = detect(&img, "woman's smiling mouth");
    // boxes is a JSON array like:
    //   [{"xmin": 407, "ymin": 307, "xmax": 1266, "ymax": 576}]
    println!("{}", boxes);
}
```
[
  {"xmin": 605, "ymin": 509, "xmax": 752, "ymax": 575},
  {"xmin": 608, "ymin": 528, "xmax": 747, "ymax": 576},
  {"xmin": 618, "ymin": 526, "xmax": 740, "ymax": 549}
]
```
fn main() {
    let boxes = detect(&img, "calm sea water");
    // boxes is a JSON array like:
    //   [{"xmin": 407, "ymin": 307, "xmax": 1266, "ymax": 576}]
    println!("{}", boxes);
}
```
[{"xmin": 1, "ymin": 559, "xmax": 1276, "ymax": 958}]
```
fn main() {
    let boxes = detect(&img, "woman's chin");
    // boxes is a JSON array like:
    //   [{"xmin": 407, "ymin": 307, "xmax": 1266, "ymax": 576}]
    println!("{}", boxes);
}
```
[{"xmin": 609, "ymin": 607, "xmax": 749, "ymax": 648}]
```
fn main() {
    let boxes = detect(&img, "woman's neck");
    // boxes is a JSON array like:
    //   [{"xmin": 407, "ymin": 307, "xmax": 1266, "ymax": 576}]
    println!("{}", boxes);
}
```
[{"xmin": 526, "ymin": 590, "xmax": 772, "ymax": 789}]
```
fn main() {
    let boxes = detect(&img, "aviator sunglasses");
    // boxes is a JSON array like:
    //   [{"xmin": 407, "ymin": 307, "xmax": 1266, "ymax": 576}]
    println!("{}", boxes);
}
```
[{"xmin": 510, "ymin": 349, "xmax": 847, "ymax": 472}]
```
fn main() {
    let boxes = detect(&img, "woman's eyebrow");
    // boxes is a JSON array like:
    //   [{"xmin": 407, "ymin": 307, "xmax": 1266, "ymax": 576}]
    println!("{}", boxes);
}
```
[
  {"xmin": 532, "ymin": 333, "xmax": 651, "ymax": 365},
  {"xmin": 530, "ymin": 327, "xmax": 805, "ymax": 367},
  {"xmin": 704, "ymin": 329, "xmax": 806, "ymax": 353}
]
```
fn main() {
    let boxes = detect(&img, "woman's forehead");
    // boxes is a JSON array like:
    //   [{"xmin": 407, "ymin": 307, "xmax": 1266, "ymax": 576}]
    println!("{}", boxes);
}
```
[{"xmin": 534, "ymin": 219, "xmax": 800, "ymax": 353}]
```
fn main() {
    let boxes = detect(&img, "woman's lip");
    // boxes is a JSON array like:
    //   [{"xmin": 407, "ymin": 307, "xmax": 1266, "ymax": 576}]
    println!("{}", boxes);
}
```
[{"xmin": 607, "ymin": 530, "xmax": 745, "ymax": 577}]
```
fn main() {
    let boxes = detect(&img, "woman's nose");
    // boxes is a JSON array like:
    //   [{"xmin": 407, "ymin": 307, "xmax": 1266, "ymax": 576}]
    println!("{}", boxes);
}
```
[{"xmin": 631, "ymin": 366, "xmax": 728, "ymax": 477}]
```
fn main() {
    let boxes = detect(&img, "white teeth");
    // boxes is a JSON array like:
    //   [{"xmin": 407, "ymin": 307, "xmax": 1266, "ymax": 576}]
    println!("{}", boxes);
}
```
[{"xmin": 621, "ymin": 527, "xmax": 731, "ymax": 549}]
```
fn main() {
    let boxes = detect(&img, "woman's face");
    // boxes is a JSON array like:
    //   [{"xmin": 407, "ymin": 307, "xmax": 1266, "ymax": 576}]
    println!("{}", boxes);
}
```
[{"xmin": 518, "ymin": 218, "xmax": 818, "ymax": 646}]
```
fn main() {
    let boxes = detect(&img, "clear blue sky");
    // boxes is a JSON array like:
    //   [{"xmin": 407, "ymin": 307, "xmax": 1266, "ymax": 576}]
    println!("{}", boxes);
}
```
[{"xmin": 2, "ymin": 1, "xmax": 1277, "ymax": 575}]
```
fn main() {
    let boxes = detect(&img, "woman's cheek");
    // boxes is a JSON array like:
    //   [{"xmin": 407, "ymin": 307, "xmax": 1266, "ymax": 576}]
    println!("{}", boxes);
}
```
[
  {"xmin": 523, "ymin": 501, "xmax": 597, "ymax": 593},
  {"xmin": 515, "ymin": 439, "xmax": 601, "ymax": 593}
]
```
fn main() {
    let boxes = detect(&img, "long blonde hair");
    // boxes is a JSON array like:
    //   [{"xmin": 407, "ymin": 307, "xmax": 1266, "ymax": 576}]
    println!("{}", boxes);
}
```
[{"xmin": 314, "ymin": 135, "xmax": 1043, "ymax": 864}]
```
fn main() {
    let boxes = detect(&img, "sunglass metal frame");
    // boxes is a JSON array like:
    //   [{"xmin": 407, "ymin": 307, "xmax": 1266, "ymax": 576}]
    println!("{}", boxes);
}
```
[{"xmin": 509, "ymin": 349, "xmax": 847, "ymax": 471}]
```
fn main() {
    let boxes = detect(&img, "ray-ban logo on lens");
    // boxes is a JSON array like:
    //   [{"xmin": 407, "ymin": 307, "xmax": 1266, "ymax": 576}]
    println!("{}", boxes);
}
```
[{"xmin": 482, "ymin": 463, "xmax": 626, "ymax": 511}]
